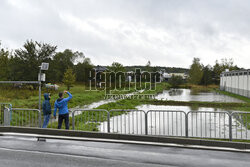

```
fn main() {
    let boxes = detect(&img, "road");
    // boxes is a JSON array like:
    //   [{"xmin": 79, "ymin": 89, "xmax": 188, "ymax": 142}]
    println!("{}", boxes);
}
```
[{"xmin": 0, "ymin": 135, "xmax": 249, "ymax": 167}]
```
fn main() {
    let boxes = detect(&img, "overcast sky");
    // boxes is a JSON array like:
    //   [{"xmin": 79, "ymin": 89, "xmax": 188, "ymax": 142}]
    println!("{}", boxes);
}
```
[{"xmin": 1, "ymin": 0, "xmax": 250, "ymax": 68}]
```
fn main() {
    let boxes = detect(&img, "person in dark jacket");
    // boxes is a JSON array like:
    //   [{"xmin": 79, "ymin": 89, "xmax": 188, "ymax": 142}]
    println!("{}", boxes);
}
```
[
  {"xmin": 42, "ymin": 93, "xmax": 51, "ymax": 128},
  {"xmin": 54, "ymin": 91, "xmax": 72, "ymax": 129}
]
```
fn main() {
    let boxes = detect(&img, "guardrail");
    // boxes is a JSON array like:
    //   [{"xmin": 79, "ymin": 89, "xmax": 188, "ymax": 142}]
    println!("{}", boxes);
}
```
[{"xmin": 2, "ymin": 107, "xmax": 250, "ymax": 141}]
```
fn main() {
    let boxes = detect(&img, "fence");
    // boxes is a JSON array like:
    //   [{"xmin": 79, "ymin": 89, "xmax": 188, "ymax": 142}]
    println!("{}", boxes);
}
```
[
  {"xmin": 2, "ymin": 107, "xmax": 250, "ymax": 141},
  {"xmin": 231, "ymin": 112, "xmax": 250, "ymax": 140},
  {"xmin": 109, "ymin": 109, "xmax": 146, "ymax": 135},
  {"xmin": 10, "ymin": 108, "xmax": 41, "ymax": 128},
  {"xmin": 187, "ymin": 111, "xmax": 231, "ymax": 139},
  {"xmin": 72, "ymin": 109, "xmax": 109, "ymax": 132},
  {"xmin": 147, "ymin": 110, "xmax": 186, "ymax": 137}
]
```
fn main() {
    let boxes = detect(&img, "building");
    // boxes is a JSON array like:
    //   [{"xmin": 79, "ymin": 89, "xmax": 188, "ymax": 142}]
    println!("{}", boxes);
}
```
[
  {"xmin": 160, "ymin": 71, "xmax": 188, "ymax": 82},
  {"xmin": 169, "ymin": 73, "xmax": 188, "ymax": 79},
  {"xmin": 220, "ymin": 69, "xmax": 250, "ymax": 97}
]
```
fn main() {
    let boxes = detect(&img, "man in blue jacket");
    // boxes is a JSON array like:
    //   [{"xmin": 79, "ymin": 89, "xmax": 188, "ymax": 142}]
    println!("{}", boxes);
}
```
[
  {"xmin": 42, "ymin": 93, "xmax": 51, "ymax": 128},
  {"xmin": 54, "ymin": 91, "xmax": 72, "ymax": 129}
]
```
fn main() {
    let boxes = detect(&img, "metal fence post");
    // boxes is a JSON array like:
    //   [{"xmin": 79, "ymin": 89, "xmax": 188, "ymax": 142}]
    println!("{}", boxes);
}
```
[
  {"xmin": 72, "ymin": 111, "xmax": 75, "ymax": 130},
  {"xmin": 185, "ymin": 113, "xmax": 189, "ymax": 138},
  {"xmin": 145, "ymin": 112, "xmax": 148, "ymax": 135},
  {"xmin": 107, "ymin": 111, "xmax": 110, "ymax": 133},
  {"xmin": 229, "ymin": 114, "xmax": 232, "ymax": 141},
  {"xmin": 38, "ymin": 110, "xmax": 42, "ymax": 128},
  {"xmin": 4, "ymin": 107, "xmax": 10, "ymax": 126}
]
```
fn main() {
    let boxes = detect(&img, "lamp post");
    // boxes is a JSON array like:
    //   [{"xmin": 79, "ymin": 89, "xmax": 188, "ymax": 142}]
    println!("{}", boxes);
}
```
[{"xmin": 38, "ymin": 63, "xmax": 49, "ymax": 110}]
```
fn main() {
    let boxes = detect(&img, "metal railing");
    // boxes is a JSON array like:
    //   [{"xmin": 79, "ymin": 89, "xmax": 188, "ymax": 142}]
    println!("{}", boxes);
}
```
[
  {"xmin": 187, "ymin": 111, "xmax": 231, "ymax": 139},
  {"xmin": 147, "ymin": 110, "xmax": 186, "ymax": 137},
  {"xmin": 2, "ymin": 106, "xmax": 250, "ymax": 141},
  {"xmin": 72, "ymin": 109, "xmax": 109, "ymax": 132},
  {"xmin": 109, "ymin": 109, "xmax": 146, "ymax": 135},
  {"xmin": 231, "ymin": 112, "xmax": 250, "ymax": 140},
  {"xmin": 10, "ymin": 108, "xmax": 41, "ymax": 128}
]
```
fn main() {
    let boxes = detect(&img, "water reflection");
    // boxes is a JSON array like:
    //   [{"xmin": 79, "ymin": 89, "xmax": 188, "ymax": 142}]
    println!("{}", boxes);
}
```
[
  {"xmin": 99, "ymin": 104, "xmax": 250, "ymax": 140},
  {"xmin": 156, "ymin": 89, "xmax": 244, "ymax": 103}
]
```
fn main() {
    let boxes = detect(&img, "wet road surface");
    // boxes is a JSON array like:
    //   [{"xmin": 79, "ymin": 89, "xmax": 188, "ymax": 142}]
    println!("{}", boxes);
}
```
[{"xmin": 0, "ymin": 136, "xmax": 249, "ymax": 167}]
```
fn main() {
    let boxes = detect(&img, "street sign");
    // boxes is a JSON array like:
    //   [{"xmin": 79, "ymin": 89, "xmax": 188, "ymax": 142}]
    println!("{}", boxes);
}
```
[
  {"xmin": 38, "ymin": 73, "xmax": 46, "ymax": 82},
  {"xmin": 41, "ymin": 63, "xmax": 49, "ymax": 70}
]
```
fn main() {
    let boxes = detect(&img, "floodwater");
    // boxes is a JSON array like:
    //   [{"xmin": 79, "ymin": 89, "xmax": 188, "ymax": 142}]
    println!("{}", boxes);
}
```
[
  {"xmin": 70, "ymin": 88, "xmax": 249, "ymax": 140},
  {"xmin": 155, "ymin": 89, "xmax": 244, "ymax": 103},
  {"xmin": 100, "ymin": 104, "xmax": 250, "ymax": 140},
  {"xmin": 70, "ymin": 90, "xmax": 144, "ymax": 116}
]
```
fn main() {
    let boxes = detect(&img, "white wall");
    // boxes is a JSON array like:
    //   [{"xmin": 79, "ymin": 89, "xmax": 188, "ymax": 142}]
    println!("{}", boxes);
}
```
[{"xmin": 220, "ymin": 70, "xmax": 250, "ymax": 97}]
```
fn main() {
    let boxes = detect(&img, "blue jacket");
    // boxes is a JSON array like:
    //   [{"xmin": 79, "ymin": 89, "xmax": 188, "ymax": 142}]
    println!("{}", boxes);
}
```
[
  {"xmin": 54, "ymin": 92, "xmax": 72, "ymax": 116},
  {"xmin": 42, "ymin": 93, "xmax": 51, "ymax": 115}
]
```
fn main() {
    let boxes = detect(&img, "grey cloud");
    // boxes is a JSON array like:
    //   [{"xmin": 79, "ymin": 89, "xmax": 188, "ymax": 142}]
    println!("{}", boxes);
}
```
[{"xmin": 1, "ymin": 0, "xmax": 250, "ymax": 68}]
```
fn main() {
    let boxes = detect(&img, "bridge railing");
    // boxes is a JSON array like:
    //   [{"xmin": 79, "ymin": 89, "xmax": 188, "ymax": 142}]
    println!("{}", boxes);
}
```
[
  {"xmin": 231, "ymin": 112, "xmax": 250, "ymax": 140},
  {"xmin": 10, "ymin": 108, "xmax": 41, "ymax": 128},
  {"xmin": 187, "ymin": 111, "xmax": 231, "ymax": 139},
  {"xmin": 3, "ymin": 107, "xmax": 250, "ymax": 141},
  {"xmin": 147, "ymin": 110, "xmax": 187, "ymax": 137},
  {"xmin": 109, "ymin": 109, "xmax": 146, "ymax": 135},
  {"xmin": 72, "ymin": 109, "xmax": 109, "ymax": 132}
]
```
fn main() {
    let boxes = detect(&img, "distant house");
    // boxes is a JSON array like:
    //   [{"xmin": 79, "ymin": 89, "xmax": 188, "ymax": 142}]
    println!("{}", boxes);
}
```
[
  {"xmin": 169, "ymin": 73, "xmax": 188, "ymax": 79},
  {"xmin": 160, "ymin": 72, "xmax": 188, "ymax": 81},
  {"xmin": 162, "ymin": 73, "xmax": 172, "ymax": 81}
]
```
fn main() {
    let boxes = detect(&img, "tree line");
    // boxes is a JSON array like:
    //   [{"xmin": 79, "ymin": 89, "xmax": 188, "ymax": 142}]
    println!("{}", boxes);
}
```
[
  {"xmin": 188, "ymin": 58, "xmax": 239, "ymax": 85},
  {"xmin": 0, "ymin": 40, "xmax": 93, "ymax": 84},
  {"xmin": 1, "ymin": 40, "xmax": 236, "ymax": 88}
]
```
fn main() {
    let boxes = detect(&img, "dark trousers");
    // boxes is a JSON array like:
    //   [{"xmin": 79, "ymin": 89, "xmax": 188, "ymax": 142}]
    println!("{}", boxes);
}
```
[{"xmin": 58, "ymin": 113, "xmax": 69, "ymax": 129}]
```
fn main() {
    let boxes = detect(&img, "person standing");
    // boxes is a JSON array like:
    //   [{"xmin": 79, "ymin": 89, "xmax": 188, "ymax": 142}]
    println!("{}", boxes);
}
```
[
  {"xmin": 42, "ymin": 93, "xmax": 51, "ymax": 128},
  {"xmin": 53, "ymin": 91, "xmax": 73, "ymax": 129}
]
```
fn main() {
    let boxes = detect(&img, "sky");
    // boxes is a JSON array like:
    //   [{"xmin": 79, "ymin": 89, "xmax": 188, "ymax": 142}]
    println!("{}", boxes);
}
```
[{"xmin": 0, "ymin": 0, "xmax": 250, "ymax": 68}]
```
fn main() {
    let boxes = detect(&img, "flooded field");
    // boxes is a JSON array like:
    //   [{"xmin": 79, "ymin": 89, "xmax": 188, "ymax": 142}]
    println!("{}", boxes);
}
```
[
  {"xmin": 99, "ymin": 105, "xmax": 250, "ymax": 140},
  {"xmin": 155, "ymin": 89, "xmax": 244, "ymax": 103}
]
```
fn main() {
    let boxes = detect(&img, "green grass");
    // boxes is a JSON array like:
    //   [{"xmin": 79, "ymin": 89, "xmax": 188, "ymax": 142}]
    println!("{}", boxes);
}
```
[
  {"xmin": 216, "ymin": 89, "xmax": 250, "ymax": 103},
  {"xmin": 0, "ymin": 83, "xmax": 106, "ymax": 108},
  {"xmin": 145, "ymin": 99, "xmax": 250, "ymax": 109}
]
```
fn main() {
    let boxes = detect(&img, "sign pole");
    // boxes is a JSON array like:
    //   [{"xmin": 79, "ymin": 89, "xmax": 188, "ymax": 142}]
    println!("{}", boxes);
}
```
[{"xmin": 38, "ymin": 67, "xmax": 41, "ymax": 111}]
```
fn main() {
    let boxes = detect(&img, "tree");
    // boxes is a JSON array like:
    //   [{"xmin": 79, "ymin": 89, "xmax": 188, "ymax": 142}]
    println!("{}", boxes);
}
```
[
  {"xmin": 74, "ymin": 57, "xmax": 93, "ymax": 82},
  {"xmin": 212, "ymin": 59, "xmax": 238, "ymax": 84},
  {"xmin": 145, "ymin": 60, "xmax": 151, "ymax": 72},
  {"xmin": 188, "ymin": 58, "xmax": 203, "ymax": 84},
  {"xmin": 0, "ymin": 43, "xmax": 10, "ymax": 80},
  {"xmin": 49, "ymin": 49, "xmax": 83, "ymax": 82},
  {"xmin": 14, "ymin": 40, "xmax": 57, "ymax": 81},
  {"xmin": 200, "ymin": 65, "xmax": 213, "ymax": 86},
  {"xmin": 63, "ymin": 68, "xmax": 76, "ymax": 90},
  {"xmin": 169, "ymin": 75, "xmax": 183, "ymax": 87},
  {"xmin": 108, "ymin": 62, "xmax": 125, "ymax": 72}
]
